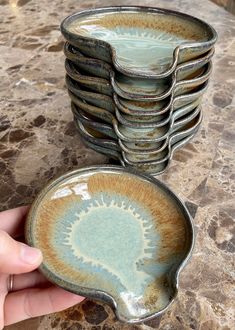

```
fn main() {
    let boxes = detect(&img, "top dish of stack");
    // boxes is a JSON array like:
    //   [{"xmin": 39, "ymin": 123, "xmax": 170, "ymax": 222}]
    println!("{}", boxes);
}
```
[{"xmin": 61, "ymin": 6, "xmax": 217, "ymax": 175}]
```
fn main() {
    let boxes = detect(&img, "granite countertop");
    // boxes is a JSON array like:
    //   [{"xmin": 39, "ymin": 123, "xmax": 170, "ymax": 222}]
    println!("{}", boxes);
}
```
[{"xmin": 1, "ymin": 0, "xmax": 234, "ymax": 329}]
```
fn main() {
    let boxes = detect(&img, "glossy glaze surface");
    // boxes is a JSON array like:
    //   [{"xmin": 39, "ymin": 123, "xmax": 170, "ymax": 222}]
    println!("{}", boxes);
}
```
[
  {"xmin": 2, "ymin": 0, "xmax": 233, "ymax": 328},
  {"xmin": 115, "ymin": 81, "xmax": 208, "ymax": 115},
  {"xmin": 26, "ymin": 167, "xmax": 193, "ymax": 323},
  {"xmin": 75, "ymin": 119, "xmax": 200, "ymax": 164},
  {"xmin": 65, "ymin": 55, "xmax": 212, "ymax": 101},
  {"xmin": 64, "ymin": 42, "xmax": 213, "ymax": 100},
  {"xmin": 65, "ymin": 8, "xmax": 213, "ymax": 75},
  {"xmin": 70, "ymin": 90, "xmax": 200, "ymax": 143},
  {"xmin": 76, "ymin": 111, "xmax": 202, "ymax": 161}
]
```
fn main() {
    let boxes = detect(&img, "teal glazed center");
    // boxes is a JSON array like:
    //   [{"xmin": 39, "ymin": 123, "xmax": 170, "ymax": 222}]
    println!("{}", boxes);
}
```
[
  {"xmin": 70, "ymin": 202, "xmax": 145, "ymax": 271},
  {"xmin": 52, "ymin": 193, "xmax": 167, "ymax": 298},
  {"xmin": 85, "ymin": 27, "xmax": 184, "ymax": 70},
  {"xmin": 67, "ymin": 10, "xmax": 210, "ymax": 72},
  {"xmin": 27, "ymin": 168, "xmax": 193, "ymax": 323}
]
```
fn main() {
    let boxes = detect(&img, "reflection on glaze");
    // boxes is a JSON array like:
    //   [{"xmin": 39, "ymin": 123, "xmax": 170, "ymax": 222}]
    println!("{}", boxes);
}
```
[
  {"xmin": 68, "ymin": 11, "xmax": 209, "ymax": 71},
  {"xmin": 31, "ymin": 171, "xmax": 189, "ymax": 321},
  {"xmin": 115, "ymin": 73, "xmax": 170, "ymax": 95}
]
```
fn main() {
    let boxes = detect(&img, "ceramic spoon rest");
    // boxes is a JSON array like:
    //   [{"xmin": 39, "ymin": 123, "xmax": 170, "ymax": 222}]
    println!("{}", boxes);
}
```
[
  {"xmin": 65, "ymin": 58, "xmax": 211, "ymax": 101},
  {"xmin": 72, "ymin": 104, "xmax": 201, "ymax": 157},
  {"xmin": 69, "ymin": 90, "xmax": 200, "ymax": 143},
  {"xmin": 75, "ymin": 118, "xmax": 197, "ymax": 164},
  {"xmin": 65, "ymin": 73, "xmax": 208, "ymax": 118},
  {"xmin": 66, "ymin": 74, "xmax": 202, "ymax": 128},
  {"xmin": 80, "ymin": 122, "xmax": 200, "ymax": 174},
  {"xmin": 72, "ymin": 103, "xmax": 200, "ymax": 153},
  {"xmin": 61, "ymin": 6, "xmax": 217, "ymax": 78},
  {"xmin": 64, "ymin": 42, "xmax": 214, "ymax": 100},
  {"xmin": 64, "ymin": 41, "xmax": 214, "ymax": 82},
  {"xmin": 115, "ymin": 81, "xmax": 208, "ymax": 116},
  {"xmin": 74, "ymin": 108, "xmax": 201, "ymax": 159},
  {"xmin": 112, "ymin": 62, "xmax": 211, "ymax": 100},
  {"xmin": 26, "ymin": 166, "xmax": 194, "ymax": 323}
]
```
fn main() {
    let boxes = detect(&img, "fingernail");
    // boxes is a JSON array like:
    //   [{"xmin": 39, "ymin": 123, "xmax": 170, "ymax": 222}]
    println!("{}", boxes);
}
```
[{"xmin": 20, "ymin": 244, "xmax": 42, "ymax": 265}]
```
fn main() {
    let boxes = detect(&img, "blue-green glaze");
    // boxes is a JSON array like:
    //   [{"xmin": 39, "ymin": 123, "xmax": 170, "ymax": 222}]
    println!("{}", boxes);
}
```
[
  {"xmin": 80, "ymin": 122, "xmax": 200, "ymax": 173},
  {"xmin": 26, "ymin": 166, "xmax": 194, "ymax": 322},
  {"xmin": 115, "ymin": 81, "xmax": 208, "ymax": 116},
  {"xmin": 70, "ymin": 90, "xmax": 201, "ymax": 143},
  {"xmin": 75, "ymin": 110, "xmax": 202, "ymax": 164},
  {"xmin": 61, "ymin": 7, "xmax": 217, "ymax": 78},
  {"xmin": 65, "ymin": 53, "xmax": 212, "ymax": 101}
]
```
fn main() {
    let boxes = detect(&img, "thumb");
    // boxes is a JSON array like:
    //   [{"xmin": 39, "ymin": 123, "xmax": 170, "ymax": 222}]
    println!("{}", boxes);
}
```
[{"xmin": 0, "ymin": 230, "xmax": 42, "ymax": 274}]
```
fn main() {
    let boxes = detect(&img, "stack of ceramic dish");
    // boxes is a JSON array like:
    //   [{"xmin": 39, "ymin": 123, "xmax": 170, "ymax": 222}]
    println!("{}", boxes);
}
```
[{"xmin": 61, "ymin": 6, "xmax": 217, "ymax": 175}]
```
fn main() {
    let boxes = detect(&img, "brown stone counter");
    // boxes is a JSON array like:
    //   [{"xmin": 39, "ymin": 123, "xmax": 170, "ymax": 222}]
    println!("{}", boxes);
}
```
[{"xmin": 1, "ymin": 0, "xmax": 234, "ymax": 329}]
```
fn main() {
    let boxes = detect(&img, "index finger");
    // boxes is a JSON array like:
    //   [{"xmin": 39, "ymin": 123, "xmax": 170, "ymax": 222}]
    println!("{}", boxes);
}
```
[{"xmin": 0, "ymin": 206, "xmax": 30, "ymax": 238}]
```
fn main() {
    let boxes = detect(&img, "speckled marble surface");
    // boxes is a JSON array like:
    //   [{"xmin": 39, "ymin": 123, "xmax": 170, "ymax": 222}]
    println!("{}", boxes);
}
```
[{"xmin": 1, "ymin": 0, "xmax": 234, "ymax": 329}]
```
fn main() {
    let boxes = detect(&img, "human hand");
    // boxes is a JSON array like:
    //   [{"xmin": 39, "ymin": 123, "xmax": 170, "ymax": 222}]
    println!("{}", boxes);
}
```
[{"xmin": 0, "ymin": 206, "xmax": 84, "ymax": 328}]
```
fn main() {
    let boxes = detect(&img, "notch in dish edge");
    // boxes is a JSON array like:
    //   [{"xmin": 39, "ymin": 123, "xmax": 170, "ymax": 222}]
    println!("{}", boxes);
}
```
[
  {"xmin": 25, "ymin": 166, "xmax": 195, "ymax": 323},
  {"xmin": 61, "ymin": 6, "xmax": 217, "ymax": 78}
]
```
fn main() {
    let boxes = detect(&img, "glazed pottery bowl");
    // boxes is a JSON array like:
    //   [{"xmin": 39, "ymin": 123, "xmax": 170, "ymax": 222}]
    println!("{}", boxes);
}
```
[
  {"xmin": 64, "ymin": 42, "xmax": 214, "ymax": 100},
  {"xmin": 65, "ymin": 58, "xmax": 212, "ymax": 101},
  {"xmin": 67, "ymin": 75, "xmax": 202, "ymax": 128},
  {"xmin": 61, "ymin": 6, "xmax": 217, "ymax": 78},
  {"xmin": 70, "ymin": 91, "xmax": 200, "ymax": 143},
  {"xmin": 25, "ymin": 166, "xmax": 194, "ymax": 323},
  {"xmin": 114, "ymin": 81, "xmax": 208, "ymax": 116},
  {"xmin": 73, "ymin": 106, "xmax": 202, "ymax": 155},
  {"xmin": 64, "ymin": 41, "xmax": 214, "ymax": 82},
  {"xmin": 80, "ymin": 126, "xmax": 199, "ymax": 174},
  {"xmin": 75, "ymin": 117, "xmax": 199, "ymax": 164}
]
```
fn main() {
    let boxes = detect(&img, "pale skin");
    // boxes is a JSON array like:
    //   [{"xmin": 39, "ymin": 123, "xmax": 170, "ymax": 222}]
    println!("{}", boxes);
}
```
[{"xmin": 0, "ymin": 206, "xmax": 85, "ymax": 329}]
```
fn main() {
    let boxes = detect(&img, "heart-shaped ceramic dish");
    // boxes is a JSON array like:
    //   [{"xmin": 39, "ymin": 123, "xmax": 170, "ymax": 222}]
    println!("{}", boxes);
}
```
[
  {"xmin": 61, "ymin": 6, "xmax": 217, "ymax": 78},
  {"xmin": 25, "ymin": 166, "xmax": 194, "ymax": 323}
]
